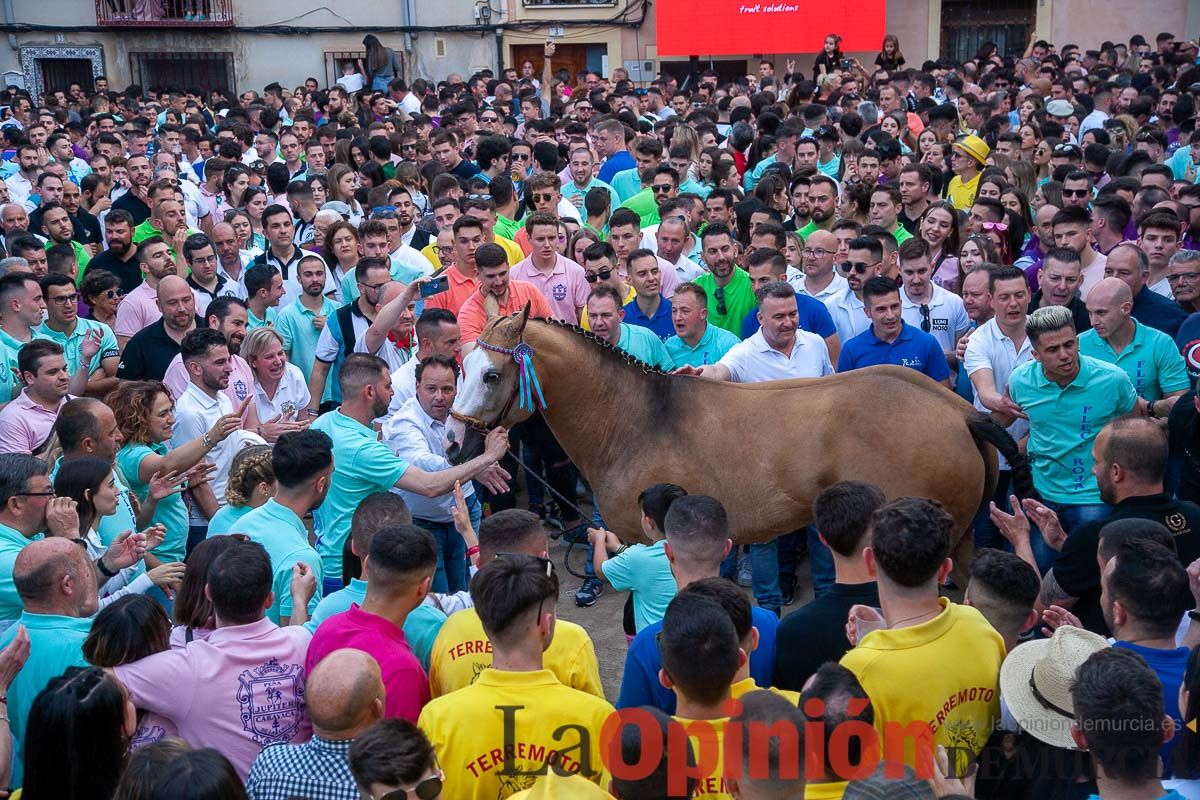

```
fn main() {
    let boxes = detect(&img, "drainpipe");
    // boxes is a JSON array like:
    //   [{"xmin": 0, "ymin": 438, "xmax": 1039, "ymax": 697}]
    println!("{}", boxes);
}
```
[
  {"xmin": 402, "ymin": 0, "xmax": 416, "ymax": 60},
  {"xmin": 4, "ymin": 0, "xmax": 17, "ymax": 52}
]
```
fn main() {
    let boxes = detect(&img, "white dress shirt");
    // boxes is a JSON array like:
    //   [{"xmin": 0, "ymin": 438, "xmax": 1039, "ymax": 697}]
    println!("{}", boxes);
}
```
[
  {"xmin": 171, "ymin": 383, "xmax": 265, "ymax": 522},
  {"xmin": 963, "ymin": 317, "xmax": 1033, "ymax": 468},
  {"xmin": 385, "ymin": 357, "xmax": 463, "ymax": 422},
  {"xmin": 900, "ymin": 283, "xmax": 971, "ymax": 354},
  {"xmin": 717, "ymin": 328, "xmax": 833, "ymax": 383},
  {"xmin": 824, "ymin": 286, "xmax": 870, "ymax": 343},
  {"xmin": 383, "ymin": 396, "xmax": 476, "ymax": 522}
]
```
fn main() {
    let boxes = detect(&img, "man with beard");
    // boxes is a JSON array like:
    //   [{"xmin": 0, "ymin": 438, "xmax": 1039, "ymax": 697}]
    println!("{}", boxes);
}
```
[
  {"xmin": 118, "ymin": 275, "xmax": 202, "ymax": 381},
  {"xmin": 694, "ymin": 223, "xmax": 753, "ymax": 335},
  {"xmin": 389, "ymin": 185, "xmax": 430, "ymax": 251},
  {"xmin": 114, "ymin": 237, "xmax": 179, "ymax": 350},
  {"xmin": 172, "ymin": 327, "xmax": 264, "ymax": 554},
  {"xmin": 38, "ymin": 203, "xmax": 90, "ymax": 273},
  {"xmin": 797, "ymin": 175, "xmax": 838, "ymax": 238},
  {"xmin": 277, "ymin": 254, "xmax": 338, "ymax": 411},
  {"xmin": 825, "ymin": 236, "xmax": 883, "ymax": 344},
  {"xmin": 111, "ymin": 154, "xmax": 154, "ymax": 224},
  {"xmin": 163, "ymin": 297, "xmax": 259, "ymax": 425},
  {"xmin": 60, "ymin": 180, "xmax": 101, "ymax": 255}
]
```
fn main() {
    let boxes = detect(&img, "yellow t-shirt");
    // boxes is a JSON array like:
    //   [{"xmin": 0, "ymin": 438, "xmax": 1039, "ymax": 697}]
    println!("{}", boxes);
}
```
[
  {"xmin": 428, "ymin": 607, "xmax": 604, "ymax": 699},
  {"xmin": 839, "ymin": 598, "xmax": 1004, "ymax": 772},
  {"xmin": 805, "ymin": 780, "xmax": 849, "ymax": 799},
  {"xmin": 946, "ymin": 172, "xmax": 981, "ymax": 212},
  {"xmin": 729, "ymin": 677, "xmax": 800, "ymax": 706},
  {"xmin": 508, "ymin": 771, "xmax": 618, "ymax": 799},
  {"xmin": 581, "ymin": 284, "xmax": 636, "ymax": 330},
  {"xmin": 673, "ymin": 716, "xmax": 732, "ymax": 800},
  {"xmin": 418, "ymin": 668, "xmax": 615, "ymax": 800},
  {"xmin": 422, "ymin": 235, "xmax": 523, "ymax": 269}
]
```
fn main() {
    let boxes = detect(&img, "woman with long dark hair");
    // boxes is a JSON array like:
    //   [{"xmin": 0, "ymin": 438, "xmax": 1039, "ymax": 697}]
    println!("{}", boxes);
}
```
[
  {"xmin": 21, "ymin": 666, "xmax": 134, "ymax": 800},
  {"xmin": 360, "ymin": 35, "xmax": 403, "ymax": 92},
  {"xmin": 171, "ymin": 536, "xmax": 242, "ymax": 646}
]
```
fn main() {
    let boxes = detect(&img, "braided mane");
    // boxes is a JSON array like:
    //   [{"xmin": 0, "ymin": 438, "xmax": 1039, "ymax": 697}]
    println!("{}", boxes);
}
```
[{"xmin": 536, "ymin": 316, "xmax": 674, "ymax": 377}]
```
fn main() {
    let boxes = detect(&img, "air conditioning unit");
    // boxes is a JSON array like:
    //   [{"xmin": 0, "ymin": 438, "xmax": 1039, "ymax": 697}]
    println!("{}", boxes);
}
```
[{"xmin": 623, "ymin": 59, "xmax": 656, "ymax": 82}]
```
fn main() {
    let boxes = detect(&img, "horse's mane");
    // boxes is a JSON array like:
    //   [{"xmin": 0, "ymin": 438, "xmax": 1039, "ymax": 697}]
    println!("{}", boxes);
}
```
[{"xmin": 536, "ymin": 316, "xmax": 675, "ymax": 377}]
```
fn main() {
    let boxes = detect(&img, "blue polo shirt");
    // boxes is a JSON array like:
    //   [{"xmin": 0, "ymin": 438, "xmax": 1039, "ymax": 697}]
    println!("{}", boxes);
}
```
[
  {"xmin": 304, "ymin": 578, "xmax": 447, "ymax": 671},
  {"xmin": 1131, "ymin": 285, "xmax": 1188, "ymax": 338},
  {"xmin": 617, "ymin": 606, "xmax": 779, "ymax": 714},
  {"xmin": 837, "ymin": 322, "xmax": 951, "ymax": 382},
  {"xmin": 666, "ymin": 323, "xmax": 741, "ymax": 367},
  {"xmin": 741, "ymin": 292, "xmax": 838, "ymax": 339},
  {"xmin": 0, "ymin": 611, "xmax": 90, "ymax": 787},
  {"xmin": 1079, "ymin": 322, "xmax": 1190, "ymax": 402},
  {"xmin": 599, "ymin": 150, "xmax": 636, "ymax": 185},
  {"xmin": 1174, "ymin": 311, "xmax": 1200, "ymax": 381},
  {"xmin": 229, "ymin": 498, "xmax": 324, "ymax": 624},
  {"xmin": 1008, "ymin": 355, "xmax": 1138, "ymax": 504},
  {"xmin": 623, "ymin": 296, "xmax": 675, "ymax": 340},
  {"xmin": 310, "ymin": 411, "xmax": 410, "ymax": 579}
]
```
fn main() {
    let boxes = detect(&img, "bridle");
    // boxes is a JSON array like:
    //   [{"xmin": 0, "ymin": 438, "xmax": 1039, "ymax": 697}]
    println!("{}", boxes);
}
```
[{"xmin": 449, "ymin": 337, "xmax": 547, "ymax": 433}]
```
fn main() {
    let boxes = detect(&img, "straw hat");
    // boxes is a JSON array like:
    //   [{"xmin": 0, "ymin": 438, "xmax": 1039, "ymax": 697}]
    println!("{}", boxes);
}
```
[
  {"xmin": 999, "ymin": 626, "xmax": 1109, "ymax": 750},
  {"xmin": 952, "ymin": 134, "xmax": 990, "ymax": 166}
]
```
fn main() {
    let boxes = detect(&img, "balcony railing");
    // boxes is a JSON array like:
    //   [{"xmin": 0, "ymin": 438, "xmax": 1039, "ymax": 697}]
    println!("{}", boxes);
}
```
[{"xmin": 97, "ymin": 0, "xmax": 234, "ymax": 27}]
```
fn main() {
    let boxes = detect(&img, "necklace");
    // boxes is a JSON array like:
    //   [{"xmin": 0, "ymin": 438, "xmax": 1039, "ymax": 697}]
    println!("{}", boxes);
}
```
[{"xmin": 887, "ymin": 607, "xmax": 942, "ymax": 628}]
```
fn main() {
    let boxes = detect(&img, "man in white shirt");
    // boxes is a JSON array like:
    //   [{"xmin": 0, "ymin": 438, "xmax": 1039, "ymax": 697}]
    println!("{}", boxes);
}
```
[
  {"xmin": 171, "ymin": 327, "xmax": 263, "ymax": 547},
  {"xmin": 792, "ymin": 229, "xmax": 848, "ymax": 302},
  {"xmin": 384, "ymin": 355, "xmax": 507, "ymax": 593},
  {"xmin": 652, "ymin": 217, "xmax": 704, "ymax": 282},
  {"xmin": 385, "ymin": 307, "xmax": 462, "ymax": 418},
  {"xmin": 825, "ymin": 236, "xmax": 883, "ymax": 344},
  {"xmin": 898, "ymin": 238, "xmax": 970, "ymax": 370}
]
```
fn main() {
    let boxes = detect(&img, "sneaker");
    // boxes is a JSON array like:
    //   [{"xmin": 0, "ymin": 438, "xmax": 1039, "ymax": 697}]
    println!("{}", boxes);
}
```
[
  {"xmin": 736, "ymin": 553, "xmax": 753, "ymax": 588},
  {"xmin": 781, "ymin": 574, "xmax": 796, "ymax": 606},
  {"xmin": 575, "ymin": 578, "xmax": 603, "ymax": 607}
]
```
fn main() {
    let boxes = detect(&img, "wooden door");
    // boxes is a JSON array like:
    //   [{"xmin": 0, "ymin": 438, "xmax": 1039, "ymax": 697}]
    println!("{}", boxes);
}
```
[{"xmin": 510, "ymin": 44, "xmax": 589, "ymax": 86}]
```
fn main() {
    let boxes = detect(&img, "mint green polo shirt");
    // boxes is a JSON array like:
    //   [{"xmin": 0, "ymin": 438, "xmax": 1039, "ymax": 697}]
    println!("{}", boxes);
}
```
[
  {"xmin": 37, "ymin": 318, "xmax": 119, "ymax": 377},
  {"xmin": 207, "ymin": 503, "xmax": 252, "ymax": 537},
  {"xmin": 666, "ymin": 323, "xmax": 741, "ymax": 367},
  {"xmin": 562, "ymin": 177, "xmax": 620, "ymax": 212},
  {"xmin": 0, "ymin": 327, "xmax": 46, "ymax": 401},
  {"xmin": 616, "ymin": 323, "xmax": 675, "ymax": 370},
  {"xmin": 229, "ymin": 498, "xmax": 323, "ymax": 624},
  {"xmin": 601, "ymin": 539, "xmax": 677, "ymax": 632},
  {"xmin": 275, "ymin": 296, "xmax": 339, "ymax": 403},
  {"xmin": 310, "ymin": 411, "xmax": 410, "ymax": 578},
  {"xmin": 0, "ymin": 523, "xmax": 36, "ymax": 622},
  {"xmin": 1078, "ymin": 322, "xmax": 1190, "ymax": 402},
  {"xmin": 247, "ymin": 306, "xmax": 278, "ymax": 330},
  {"xmin": 695, "ymin": 268, "xmax": 756, "ymax": 337},
  {"xmin": 610, "ymin": 167, "xmax": 644, "ymax": 202},
  {"xmin": 1008, "ymin": 355, "xmax": 1138, "ymax": 504},
  {"xmin": 0, "ymin": 611, "xmax": 90, "ymax": 787},
  {"xmin": 341, "ymin": 258, "xmax": 426, "ymax": 304},
  {"xmin": 116, "ymin": 442, "xmax": 188, "ymax": 561},
  {"xmin": 303, "ymin": 577, "xmax": 447, "ymax": 671}
]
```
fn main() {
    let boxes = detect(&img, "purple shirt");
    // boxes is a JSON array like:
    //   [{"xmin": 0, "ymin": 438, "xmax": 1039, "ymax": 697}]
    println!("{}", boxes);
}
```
[
  {"xmin": 306, "ymin": 604, "xmax": 430, "ymax": 722},
  {"xmin": 509, "ymin": 253, "xmax": 591, "ymax": 325},
  {"xmin": 115, "ymin": 617, "xmax": 313, "ymax": 780}
]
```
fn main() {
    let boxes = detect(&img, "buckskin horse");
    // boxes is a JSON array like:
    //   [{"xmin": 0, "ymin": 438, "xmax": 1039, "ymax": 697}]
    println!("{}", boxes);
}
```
[{"xmin": 446, "ymin": 308, "xmax": 1033, "ymax": 568}]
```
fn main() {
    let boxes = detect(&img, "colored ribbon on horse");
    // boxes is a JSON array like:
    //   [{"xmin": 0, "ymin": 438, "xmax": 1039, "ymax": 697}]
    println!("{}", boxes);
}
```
[{"xmin": 476, "ymin": 339, "xmax": 548, "ymax": 413}]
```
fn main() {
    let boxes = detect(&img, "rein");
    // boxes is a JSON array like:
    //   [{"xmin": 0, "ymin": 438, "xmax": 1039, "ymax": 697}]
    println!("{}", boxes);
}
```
[{"xmin": 449, "ymin": 336, "xmax": 548, "ymax": 432}]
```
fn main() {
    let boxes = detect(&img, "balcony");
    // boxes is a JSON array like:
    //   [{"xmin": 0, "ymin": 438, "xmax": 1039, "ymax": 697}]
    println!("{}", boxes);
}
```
[{"xmin": 96, "ymin": 0, "xmax": 234, "ymax": 27}]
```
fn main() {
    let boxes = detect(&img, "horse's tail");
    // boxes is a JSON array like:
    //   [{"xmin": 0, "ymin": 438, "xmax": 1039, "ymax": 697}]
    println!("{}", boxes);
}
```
[{"xmin": 965, "ymin": 411, "xmax": 1038, "ymax": 502}]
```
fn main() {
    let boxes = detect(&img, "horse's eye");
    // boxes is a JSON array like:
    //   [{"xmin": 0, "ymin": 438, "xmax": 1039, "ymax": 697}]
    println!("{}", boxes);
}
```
[{"xmin": 483, "ymin": 372, "xmax": 500, "ymax": 384}]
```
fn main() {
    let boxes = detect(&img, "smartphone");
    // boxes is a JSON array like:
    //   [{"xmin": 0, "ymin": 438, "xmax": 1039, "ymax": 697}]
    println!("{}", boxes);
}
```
[
  {"xmin": 841, "ymin": 59, "xmax": 853, "ymax": 70},
  {"xmin": 420, "ymin": 275, "xmax": 450, "ymax": 298}
]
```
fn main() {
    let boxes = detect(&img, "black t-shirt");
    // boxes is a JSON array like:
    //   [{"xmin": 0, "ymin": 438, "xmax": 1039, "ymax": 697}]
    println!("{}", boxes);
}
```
[
  {"xmin": 116, "ymin": 317, "xmax": 201, "ymax": 381},
  {"xmin": 72, "ymin": 211, "xmax": 102, "ymax": 247},
  {"xmin": 112, "ymin": 192, "xmax": 150, "ymax": 225},
  {"xmin": 773, "ymin": 581, "xmax": 880, "ymax": 692},
  {"xmin": 85, "ymin": 248, "xmax": 142, "ymax": 294},
  {"xmin": 1030, "ymin": 292, "xmax": 1091, "ymax": 333},
  {"xmin": 1052, "ymin": 493, "xmax": 1200, "ymax": 635},
  {"xmin": 1167, "ymin": 391, "xmax": 1200, "ymax": 503}
]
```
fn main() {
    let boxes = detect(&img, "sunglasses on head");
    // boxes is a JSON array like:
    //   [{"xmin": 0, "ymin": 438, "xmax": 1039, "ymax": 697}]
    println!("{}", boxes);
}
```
[{"xmin": 584, "ymin": 268, "xmax": 613, "ymax": 283}]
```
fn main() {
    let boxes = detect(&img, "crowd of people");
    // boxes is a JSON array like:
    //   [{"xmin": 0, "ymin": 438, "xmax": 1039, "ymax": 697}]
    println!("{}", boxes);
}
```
[{"xmin": 0, "ymin": 23, "xmax": 1196, "ymax": 800}]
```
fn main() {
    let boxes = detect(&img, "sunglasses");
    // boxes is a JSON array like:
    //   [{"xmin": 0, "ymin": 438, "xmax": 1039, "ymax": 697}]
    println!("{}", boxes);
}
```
[
  {"xmin": 714, "ymin": 285, "xmax": 727, "ymax": 316},
  {"xmin": 584, "ymin": 268, "xmax": 613, "ymax": 283},
  {"xmin": 376, "ymin": 775, "xmax": 443, "ymax": 800},
  {"xmin": 651, "ymin": 184, "xmax": 674, "ymax": 194},
  {"xmin": 1061, "ymin": 188, "xmax": 1090, "ymax": 198},
  {"xmin": 980, "ymin": 221, "xmax": 1009, "ymax": 232},
  {"xmin": 531, "ymin": 193, "xmax": 556, "ymax": 203},
  {"xmin": 919, "ymin": 303, "xmax": 931, "ymax": 333},
  {"xmin": 103, "ymin": 288, "xmax": 124, "ymax": 300},
  {"xmin": 842, "ymin": 261, "xmax": 879, "ymax": 274}
]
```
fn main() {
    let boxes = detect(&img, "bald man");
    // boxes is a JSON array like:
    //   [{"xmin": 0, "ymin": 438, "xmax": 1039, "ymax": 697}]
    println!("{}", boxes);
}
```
[
  {"xmin": 211, "ymin": 221, "xmax": 249, "ymax": 289},
  {"xmin": 796, "ymin": 229, "xmax": 848, "ymax": 302},
  {"xmin": 246, "ymin": 648, "xmax": 385, "ymax": 800},
  {"xmin": 1079, "ymin": 276, "xmax": 1190, "ymax": 415},
  {"xmin": 0, "ymin": 538, "xmax": 96, "ymax": 786},
  {"xmin": 117, "ymin": 274, "xmax": 202, "ymax": 381}
]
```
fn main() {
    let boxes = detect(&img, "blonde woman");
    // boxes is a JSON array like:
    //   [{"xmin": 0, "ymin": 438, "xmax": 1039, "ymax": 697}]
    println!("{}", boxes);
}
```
[
  {"xmin": 241, "ymin": 327, "xmax": 311, "ymax": 442},
  {"xmin": 207, "ymin": 445, "xmax": 274, "ymax": 536}
]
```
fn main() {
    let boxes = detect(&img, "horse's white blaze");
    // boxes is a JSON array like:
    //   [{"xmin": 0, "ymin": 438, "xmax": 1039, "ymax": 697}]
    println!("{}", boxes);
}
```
[{"xmin": 453, "ymin": 348, "xmax": 493, "ymax": 419}]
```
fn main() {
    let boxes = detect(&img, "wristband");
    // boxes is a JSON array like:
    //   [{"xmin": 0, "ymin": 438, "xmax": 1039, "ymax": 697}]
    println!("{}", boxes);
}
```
[
  {"xmin": 96, "ymin": 554, "xmax": 119, "ymax": 578},
  {"xmin": 202, "ymin": 431, "xmax": 213, "ymax": 449},
  {"xmin": 466, "ymin": 545, "xmax": 480, "ymax": 558}
]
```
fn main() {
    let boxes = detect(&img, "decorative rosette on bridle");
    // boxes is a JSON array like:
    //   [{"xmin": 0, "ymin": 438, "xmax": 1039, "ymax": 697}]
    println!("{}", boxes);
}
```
[{"xmin": 477, "ymin": 339, "xmax": 547, "ymax": 412}]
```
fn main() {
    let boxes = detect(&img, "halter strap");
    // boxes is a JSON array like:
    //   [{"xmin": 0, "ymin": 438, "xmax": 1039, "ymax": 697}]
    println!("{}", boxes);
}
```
[{"xmin": 476, "ymin": 338, "xmax": 548, "ymax": 414}]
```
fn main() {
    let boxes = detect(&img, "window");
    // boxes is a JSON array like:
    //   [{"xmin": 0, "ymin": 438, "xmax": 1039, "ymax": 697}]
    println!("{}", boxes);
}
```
[{"xmin": 128, "ymin": 52, "xmax": 236, "ymax": 96}]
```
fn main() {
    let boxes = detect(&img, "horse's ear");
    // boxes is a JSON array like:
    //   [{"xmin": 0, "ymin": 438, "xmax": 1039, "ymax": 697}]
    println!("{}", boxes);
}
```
[{"xmin": 513, "ymin": 302, "xmax": 531, "ymax": 336}]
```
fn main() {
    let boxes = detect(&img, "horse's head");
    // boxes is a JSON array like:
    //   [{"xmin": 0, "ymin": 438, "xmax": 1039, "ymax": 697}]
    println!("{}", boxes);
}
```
[{"xmin": 446, "ymin": 305, "xmax": 536, "ymax": 464}]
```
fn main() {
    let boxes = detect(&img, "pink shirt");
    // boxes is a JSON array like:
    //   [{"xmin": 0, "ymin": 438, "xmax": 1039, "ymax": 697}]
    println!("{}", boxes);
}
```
[
  {"xmin": 164, "ymin": 353, "xmax": 256, "ymax": 408},
  {"xmin": 306, "ymin": 604, "xmax": 430, "ymax": 722},
  {"xmin": 115, "ymin": 617, "xmax": 313, "ymax": 780},
  {"xmin": 114, "ymin": 282, "xmax": 161, "ymax": 339},
  {"xmin": 0, "ymin": 391, "xmax": 70, "ymax": 454},
  {"xmin": 510, "ymin": 253, "xmax": 591, "ymax": 325}
]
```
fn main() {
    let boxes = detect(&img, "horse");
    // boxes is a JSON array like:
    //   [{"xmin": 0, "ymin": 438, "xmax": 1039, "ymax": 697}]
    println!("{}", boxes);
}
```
[{"xmin": 446, "ymin": 307, "xmax": 1033, "ymax": 570}]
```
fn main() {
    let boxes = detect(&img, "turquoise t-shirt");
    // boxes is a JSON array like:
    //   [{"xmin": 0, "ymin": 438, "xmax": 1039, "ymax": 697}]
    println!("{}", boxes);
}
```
[
  {"xmin": 229, "ymin": 498, "xmax": 323, "ymax": 623},
  {"xmin": 610, "ymin": 167, "xmax": 644, "ymax": 203},
  {"xmin": 341, "ymin": 258, "xmax": 426, "ymax": 304},
  {"xmin": 247, "ymin": 305, "xmax": 278, "ymax": 330},
  {"xmin": 1078, "ymin": 322, "xmax": 1190, "ymax": 403},
  {"xmin": 304, "ymin": 577, "xmax": 447, "ymax": 671},
  {"xmin": 0, "ymin": 327, "xmax": 47, "ymax": 401},
  {"xmin": 666, "ymin": 323, "xmax": 741, "ymax": 367},
  {"xmin": 309, "ymin": 411, "xmax": 410, "ymax": 579},
  {"xmin": 0, "ymin": 612, "xmax": 90, "ymax": 788},
  {"xmin": 0, "ymin": 523, "xmax": 35, "ymax": 622},
  {"xmin": 275, "ymin": 296, "xmax": 339, "ymax": 403},
  {"xmin": 207, "ymin": 503, "xmax": 253, "ymax": 537},
  {"xmin": 116, "ymin": 442, "xmax": 188, "ymax": 561},
  {"xmin": 1008, "ymin": 355, "xmax": 1139, "ymax": 504},
  {"xmin": 37, "ymin": 318, "xmax": 119, "ymax": 376},
  {"xmin": 616, "ymin": 323, "xmax": 675, "ymax": 370},
  {"xmin": 601, "ymin": 539, "xmax": 678, "ymax": 632}
]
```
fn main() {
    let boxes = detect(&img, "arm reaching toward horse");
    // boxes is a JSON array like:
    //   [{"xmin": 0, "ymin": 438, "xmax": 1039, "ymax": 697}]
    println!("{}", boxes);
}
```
[
  {"xmin": 396, "ymin": 427, "xmax": 509, "ymax": 497},
  {"xmin": 674, "ymin": 363, "xmax": 732, "ymax": 381}
]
